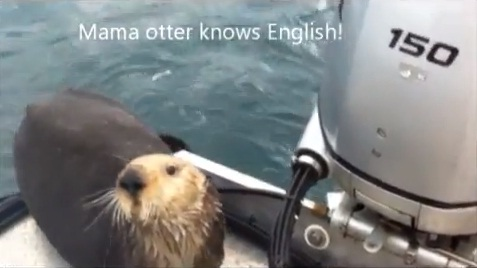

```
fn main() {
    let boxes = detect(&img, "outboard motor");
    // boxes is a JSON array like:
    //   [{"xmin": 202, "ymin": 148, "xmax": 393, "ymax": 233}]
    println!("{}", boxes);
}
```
[{"xmin": 269, "ymin": 0, "xmax": 477, "ymax": 267}]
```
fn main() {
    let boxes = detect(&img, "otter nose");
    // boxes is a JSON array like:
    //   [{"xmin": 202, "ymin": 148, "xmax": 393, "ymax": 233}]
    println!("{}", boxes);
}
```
[{"xmin": 118, "ymin": 169, "xmax": 145, "ymax": 197}]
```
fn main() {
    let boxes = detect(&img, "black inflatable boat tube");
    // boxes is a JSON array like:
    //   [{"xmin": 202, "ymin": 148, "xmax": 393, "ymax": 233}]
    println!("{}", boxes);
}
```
[{"xmin": 0, "ymin": 193, "xmax": 28, "ymax": 235}]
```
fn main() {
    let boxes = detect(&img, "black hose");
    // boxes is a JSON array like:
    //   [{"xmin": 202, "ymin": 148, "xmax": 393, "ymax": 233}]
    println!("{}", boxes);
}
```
[
  {"xmin": 268, "ymin": 165, "xmax": 323, "ymax": 268},
  {"xmin": 217, "ymin": 186, "xmax": 324, "ymax": 267},
  {"xmin": 217, "ymin": 187, "xmax": 285, "ymax": 199}
]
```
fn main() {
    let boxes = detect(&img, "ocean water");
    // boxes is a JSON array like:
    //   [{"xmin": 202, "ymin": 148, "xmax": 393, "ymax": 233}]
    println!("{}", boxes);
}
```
[{"xmin": 0, "ymin": 1, "xmax": 336, "ymax": 200}]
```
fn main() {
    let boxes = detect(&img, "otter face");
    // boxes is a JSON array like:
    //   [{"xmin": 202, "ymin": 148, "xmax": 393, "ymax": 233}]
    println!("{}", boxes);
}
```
[{"xmin": 114, "ymin": 154, "xmax": 207, "ymax": 224}]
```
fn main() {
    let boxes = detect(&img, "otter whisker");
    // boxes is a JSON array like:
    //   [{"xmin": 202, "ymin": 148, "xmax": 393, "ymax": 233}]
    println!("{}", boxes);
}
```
[
  {"xmin": 81, "ymin": 188, "xmax": 115, "ymax": 209},
  {"xmin": 106, "ymin": 152, "xmax": 129, "ymax": 164},
  {"xmin": 83, "ymin": 193, "xmax": 117, "ymax": 232},
  {"xmin": 144, "ymin": 202, "xmax": 154, "ymax": 223},
  {"xmin": 118, "ymin": 209, "xmax": 126, "ymax": 228},
  {"xmin": 84, "ymin": 191, "xmax": 115, "ymax": 209},
  {"xmin": 111, "ymin": 199, "xmax": 126, "ymax": 229},
  {"xmin": 81, "ymin": 187, "xmax": 114, "ymax": 200},
  {"xmin": 111, "ymin": 200, "xmax": 119, "ymax": 227},
  {"xmin": 142, "ymin": 203, "xmax": 149, "ymax": 223},
  {"xmin": 118, "ymin": 202, "xmax": 127, "ymax": 227}
]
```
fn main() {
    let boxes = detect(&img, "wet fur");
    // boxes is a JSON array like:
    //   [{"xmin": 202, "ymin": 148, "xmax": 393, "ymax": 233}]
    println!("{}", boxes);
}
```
[
  {"xmin": 13, "ymin": 89, "xmax": 223, "ymax": 268},
  {"xmin": 86, "ymin": 154, "xmax": 224, "ymax": 268},
  {"xmin": 105, "ymin": 154, "xmax": 224, "ymax": 267}
]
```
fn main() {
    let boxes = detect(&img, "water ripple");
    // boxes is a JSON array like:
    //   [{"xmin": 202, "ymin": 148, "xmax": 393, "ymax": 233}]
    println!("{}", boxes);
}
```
[
  {"xmin": 0, "ymin": 1, "xmax": 331, "ymax": 198},
  {"xmin": 0, "ymin": 50, "xmax": 20, "ymax": 59}
]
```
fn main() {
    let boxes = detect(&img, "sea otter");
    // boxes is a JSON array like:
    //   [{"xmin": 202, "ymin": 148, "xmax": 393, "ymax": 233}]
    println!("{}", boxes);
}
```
[{"xmin": 13, "ymin": 89, "xmax": 225, "ymax": 268}]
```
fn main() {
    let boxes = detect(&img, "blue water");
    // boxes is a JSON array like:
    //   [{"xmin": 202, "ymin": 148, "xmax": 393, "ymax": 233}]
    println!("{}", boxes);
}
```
[{"xmin": 0, "ymin": 1, "xmax": 336, "ymax": 199}]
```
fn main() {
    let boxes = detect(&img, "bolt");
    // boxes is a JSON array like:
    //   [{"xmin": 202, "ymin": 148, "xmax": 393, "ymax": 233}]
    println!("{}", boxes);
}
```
[
  {"xmin": 339, "ymin": 224, "xmax": 346, "ymax": 232},
  {"xmin": 377, "ymin": 128, "xmax": 387, "ymax": 138},
  {"xmin": 372, "ymin": 148, "xmax": 382, "ymax": 158},
  {"xmin": 308, "ymin": 230, "xmax": 324, "ymax": 246},
  {"xmin": 367, "ymin": 242, "xmax": 376, "ymax": 248}
]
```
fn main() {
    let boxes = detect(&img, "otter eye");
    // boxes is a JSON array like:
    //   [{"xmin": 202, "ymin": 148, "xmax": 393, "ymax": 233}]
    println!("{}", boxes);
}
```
[{"xmin": 166, "ymin": 165, "xmax": 177, "ymax": 176}]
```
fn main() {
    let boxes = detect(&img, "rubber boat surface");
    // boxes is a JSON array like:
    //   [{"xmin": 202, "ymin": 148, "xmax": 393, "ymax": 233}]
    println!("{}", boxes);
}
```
[{"xmin": 0, "ymin": 150, "xmax": 409, "ymax": 267}]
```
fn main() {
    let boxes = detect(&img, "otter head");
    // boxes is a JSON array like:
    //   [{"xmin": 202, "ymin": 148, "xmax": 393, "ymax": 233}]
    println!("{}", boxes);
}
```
[{"xmin": 114, "ymin": 154, "xmax": 208, "ymax": 226}]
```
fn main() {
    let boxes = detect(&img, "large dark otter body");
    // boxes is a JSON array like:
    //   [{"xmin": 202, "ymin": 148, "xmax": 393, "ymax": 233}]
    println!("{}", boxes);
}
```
[{"xmin": 13, "ymin": 89, "xmax": 181, "ymax": 267}]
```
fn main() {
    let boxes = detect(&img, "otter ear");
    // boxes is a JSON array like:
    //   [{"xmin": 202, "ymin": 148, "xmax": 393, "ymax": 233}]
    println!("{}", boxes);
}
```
[{"xmin": 158, "ymin": 133, "xmax": 191, "ymax": 153}]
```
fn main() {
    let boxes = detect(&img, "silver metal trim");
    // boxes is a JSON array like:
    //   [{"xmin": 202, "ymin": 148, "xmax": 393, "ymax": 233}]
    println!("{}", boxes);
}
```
[{"xmin": 327, "ymin": 192, "xmax": 477, "ymax": 267}]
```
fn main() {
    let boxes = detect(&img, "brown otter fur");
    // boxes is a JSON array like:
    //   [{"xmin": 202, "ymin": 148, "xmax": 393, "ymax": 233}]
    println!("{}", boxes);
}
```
[
  {"xmin": 13, "ymin": 89, "xmax": 225, "ymax": 268},
  {"xmin": 95, "ymin": 154, "xmax": 225, "ymax": 267}
]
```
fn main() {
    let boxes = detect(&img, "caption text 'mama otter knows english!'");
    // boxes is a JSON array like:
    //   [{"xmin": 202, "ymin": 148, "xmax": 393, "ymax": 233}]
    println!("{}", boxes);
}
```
[{"xmin": 78, "ymin": 22, "xmax": 342, "ymax": 45}]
